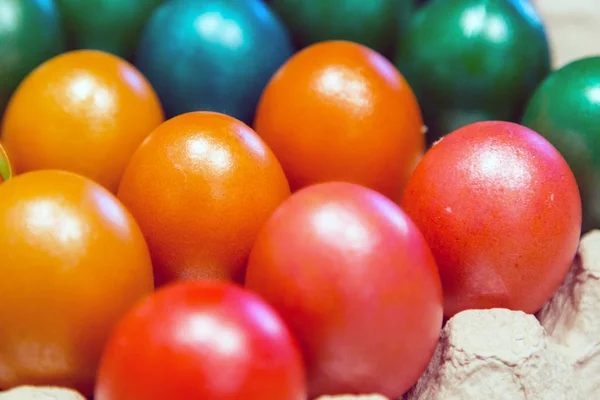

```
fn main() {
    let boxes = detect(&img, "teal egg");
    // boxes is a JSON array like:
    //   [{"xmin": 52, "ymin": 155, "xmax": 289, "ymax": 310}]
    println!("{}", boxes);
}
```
[{"xmin": 135, "ymin": 0, "xmax": 294, "ymax": 124}]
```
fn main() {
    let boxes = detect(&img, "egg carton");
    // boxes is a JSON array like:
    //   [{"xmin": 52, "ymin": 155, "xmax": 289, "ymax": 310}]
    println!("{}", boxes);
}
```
[{"xmin": 0, "ymin": 386, "xmax": 85, "ymax": 399}]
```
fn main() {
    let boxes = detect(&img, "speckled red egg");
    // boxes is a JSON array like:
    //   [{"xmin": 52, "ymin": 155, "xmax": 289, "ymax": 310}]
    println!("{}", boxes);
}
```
[{"xmin": 401, "ymin": 121, "xmax": 582, "ymax": 318}]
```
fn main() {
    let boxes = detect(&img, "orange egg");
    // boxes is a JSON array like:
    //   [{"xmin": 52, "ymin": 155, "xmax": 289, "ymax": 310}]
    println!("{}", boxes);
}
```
[
  {"xmin": 254, "ymin": 40, "xmax": 425, "ymax": 202},
  {"xmin": 1, "ymin": 50, "xmax": 164, "ymax": 193},
  {"xmin": 117, "ymin": 111, "xmax": 291, "ymax": 286},
  {"xmin": 0, "ymin": 170, "xmax": 154, "ymax": 396}
]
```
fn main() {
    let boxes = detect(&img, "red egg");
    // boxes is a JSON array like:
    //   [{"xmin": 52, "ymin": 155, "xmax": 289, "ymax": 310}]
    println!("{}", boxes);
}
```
[
  {"xmin": 401, "ymin": 121, "xmax": 582, "ymax": 318},
  {"xmin": 95, "ymin": 280, "xmax": 307, "ymax": 400},
  {"xmin": 245, "ymin": 182, "xmax": 443, "ymax": 398}
]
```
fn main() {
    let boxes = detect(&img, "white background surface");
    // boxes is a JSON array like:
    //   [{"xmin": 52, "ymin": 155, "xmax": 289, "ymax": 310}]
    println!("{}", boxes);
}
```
[{"xmin": 534, "ymin": 0, "xmax": 600, "ymax": 68}]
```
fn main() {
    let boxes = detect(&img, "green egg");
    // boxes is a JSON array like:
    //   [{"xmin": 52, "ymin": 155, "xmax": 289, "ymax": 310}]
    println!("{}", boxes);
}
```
[
  {"xmin": 56, "ymin": 0, "xmax": 163, "ymax": 59},
  {"xmin": 522, "ymin": 57, "xmax": 600, "ymax": 232},
  {"xmin": 0, "ymin": 0, "xmax": 65, "ymax": 115},
  {"xmin": 395, "ymin": 0, "xmax": 550, "ymax": 144},
  {"xmin": 270, "ymin": 0, "xmax": 415, "ymax": 58}
]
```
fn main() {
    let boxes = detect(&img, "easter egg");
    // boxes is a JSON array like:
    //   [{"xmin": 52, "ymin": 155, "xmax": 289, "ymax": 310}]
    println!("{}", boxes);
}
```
[
  {"xmin": 135, "ymin": 0, "xmax": 294, "ymax": 124},
  {"xmin": 0, "ymin": 170, "xmax": 154, "ymax": 396},
  {"xmin": 254, "ymin": 40, "xmax": 424, "ymax": 201},
  {"xmin": 1, "ymin": 50, "xmax": 164, "ymax": 193},
  {"xmin": 401, "ymin": 121, "xmax": 581, "ymax": 318},
  {"xmin": 117, "ymin": 112, "xmax": 291, "ymax": 286},
  {"xmin": 395, "ymin": 0, "xmax": 550, "ymax": 144},
  {"xmin": 56, "ymin": 0, "xmax": 162, "ymax": 59},
  {"xmin": 246, "ymin": 182, "xmax": 443, "ymax": 398},
  {"xmin": 0, "ymin": 0, "xmax": 65, "ymax": 115},
  {"xmin": 270, "ymin": 0, "xmax": 415, "ymax": 58},
  {"xmin": 522, "ymin": 56, "xmax": 600, "ymax": 232},
  {"xmin": 96, "ymin": 281, "xmax": 306, "ymax": 400},
  {"xmin": 0, "ymin": 142, "xmax": 11, "ymax": 183}
]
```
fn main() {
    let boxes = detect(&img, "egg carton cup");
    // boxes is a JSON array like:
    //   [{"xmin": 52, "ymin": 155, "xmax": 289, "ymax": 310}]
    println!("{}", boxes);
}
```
[{"xmin": 0, "ymin": 386, "xmax": 86, "ymax": 399}]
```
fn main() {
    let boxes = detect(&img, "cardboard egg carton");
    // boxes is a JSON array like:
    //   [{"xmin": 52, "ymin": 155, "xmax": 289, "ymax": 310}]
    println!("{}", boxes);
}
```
[
  {"xmin": 403, "ymin": 227, "xmax": 596, "ymax": 400},
  {"xmin": 0, "ymin": 386, "xmax": 85, "ymax": 399}
]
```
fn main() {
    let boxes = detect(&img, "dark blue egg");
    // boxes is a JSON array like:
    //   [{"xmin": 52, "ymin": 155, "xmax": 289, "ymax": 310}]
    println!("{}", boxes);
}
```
[{"xmin": 135, "ymin": 0, "xmax": 294, "ymax": 124}]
